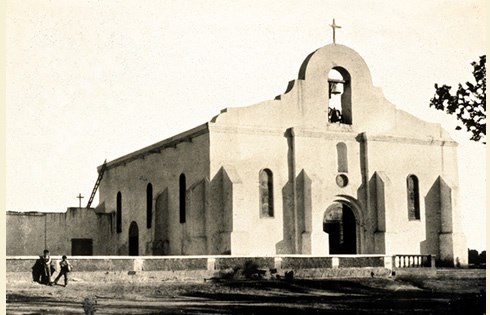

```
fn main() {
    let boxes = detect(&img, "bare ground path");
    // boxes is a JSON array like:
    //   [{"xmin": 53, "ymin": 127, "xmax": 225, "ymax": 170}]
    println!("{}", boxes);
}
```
[{"xmin": 6, "ymin": 270, "xmax": 486, "ymax": 314}]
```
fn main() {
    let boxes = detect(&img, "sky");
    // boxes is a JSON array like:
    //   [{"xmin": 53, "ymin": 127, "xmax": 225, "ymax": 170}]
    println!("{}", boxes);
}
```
[{"xmin": 5, "ymin": 0, "xmax": 487, "ymax": 251}]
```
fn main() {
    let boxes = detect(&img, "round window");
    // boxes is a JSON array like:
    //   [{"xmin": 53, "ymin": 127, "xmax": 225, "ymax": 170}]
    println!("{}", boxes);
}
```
[{"xmin": 336, "ymin": 174, "xmax": 349, "ymax": 188}]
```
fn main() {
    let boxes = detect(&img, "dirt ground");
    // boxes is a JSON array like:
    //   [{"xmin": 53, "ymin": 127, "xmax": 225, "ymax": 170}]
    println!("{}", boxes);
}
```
[{"xmin": 6, "ymin": 270, "xmax": 486, "ymax": 314}]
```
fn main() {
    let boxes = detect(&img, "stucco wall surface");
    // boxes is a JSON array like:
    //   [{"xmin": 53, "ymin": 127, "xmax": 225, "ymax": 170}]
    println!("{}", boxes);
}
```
[
  {"xmin": 97, "ymin": 131, "xmax": 211, "ymax": 256},
  {"xmin": 6, "ymin": 208, "xmax": 113, "ymax": 256}
]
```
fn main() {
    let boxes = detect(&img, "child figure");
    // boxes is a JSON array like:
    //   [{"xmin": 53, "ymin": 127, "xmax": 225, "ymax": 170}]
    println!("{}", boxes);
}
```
[{"xmin": 54, "ymin": 255, "xmax": 72, "ymax": 287}]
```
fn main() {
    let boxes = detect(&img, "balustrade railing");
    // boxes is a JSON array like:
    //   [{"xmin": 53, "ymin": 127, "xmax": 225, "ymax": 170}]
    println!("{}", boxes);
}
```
[{"xmin": 393, "ymin": 255, "xmax": 434, "ymax": 268}]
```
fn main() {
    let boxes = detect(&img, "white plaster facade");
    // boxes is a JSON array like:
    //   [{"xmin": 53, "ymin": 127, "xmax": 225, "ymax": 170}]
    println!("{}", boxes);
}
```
[{"xmin": 94, "ymin": 44, "xmax": 467, "ymax": 266}]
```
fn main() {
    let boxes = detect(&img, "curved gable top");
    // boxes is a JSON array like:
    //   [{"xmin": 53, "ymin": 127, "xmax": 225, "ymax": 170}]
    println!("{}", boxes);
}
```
[
  {"xmin": 208, "ymin": 42, "xmax": 455, "ymax": 143},
  {"xmin": 299, "ymin": 44, "xmax": 374, "ymax": 88}
]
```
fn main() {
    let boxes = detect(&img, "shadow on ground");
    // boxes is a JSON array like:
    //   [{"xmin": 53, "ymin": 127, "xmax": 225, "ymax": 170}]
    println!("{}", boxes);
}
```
[{"xmin": 7, "ymin": 276, "xmax": 486, "ymax": 314}]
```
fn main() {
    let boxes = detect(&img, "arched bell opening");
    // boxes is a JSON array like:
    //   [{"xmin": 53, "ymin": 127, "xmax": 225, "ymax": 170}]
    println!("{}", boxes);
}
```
[{"xmin": 327, "ymin": 67, "xmax": 352, "ymax": 125}]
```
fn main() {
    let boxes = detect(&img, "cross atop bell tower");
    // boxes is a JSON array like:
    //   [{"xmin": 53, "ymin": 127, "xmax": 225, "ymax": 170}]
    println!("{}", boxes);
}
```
[{"xmin": 330, "ymin": 18, "xmax": 341, "ymax": 44}]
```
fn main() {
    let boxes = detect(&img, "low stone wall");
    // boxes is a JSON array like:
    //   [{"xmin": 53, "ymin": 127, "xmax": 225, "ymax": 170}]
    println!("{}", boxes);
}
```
[
  {"xmin": 6, "ymin": 254, "xmax": 420, "ymax": 283},
  {"xmin": 214, "ymin": 257, "xmax": 275, "ymax": 270},
  {"xmin": 338, "ymin": 256, "xmax": 385, "ymax": 268},
  {"xmin": 7, "ymin": 256, "xmax": 210, "ymax": 273},
  {"xmin": 281, "ymin": 256, "xmax": 333, "ymax": 269},
  {"xmin": 141, "ymin": 257, "xmax": 209, "ymax": 271},
  {"xmin": 7, "ymin": 270, "xmax": 215, "ymax": 284}
]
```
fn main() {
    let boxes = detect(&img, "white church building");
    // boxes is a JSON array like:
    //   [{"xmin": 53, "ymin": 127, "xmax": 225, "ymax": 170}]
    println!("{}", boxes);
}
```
[
  {"xmin": 7, "ymin": 36, "xmax": 468, "ymax": 267},
  {"xmin": 92, "ymin": 41, "xmax": 467, "ymax": 265}
]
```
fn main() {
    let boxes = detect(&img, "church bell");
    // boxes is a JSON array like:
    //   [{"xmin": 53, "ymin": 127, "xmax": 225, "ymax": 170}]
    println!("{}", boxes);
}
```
[
  {"xmin": 330, "ymin": 82, "xmax": 342, "ymax": 95},
  {"xmin": 329, "ymin": 80, "xmax": 343, "ymax": 98}
]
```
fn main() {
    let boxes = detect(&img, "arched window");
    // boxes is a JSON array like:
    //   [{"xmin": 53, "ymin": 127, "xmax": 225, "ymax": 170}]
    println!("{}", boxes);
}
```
[
  {"xmin": 146, "ymin": 183, "xmax": 153, "ymax": 229},
  {"xmin": 259, "ymin": 169, "xmax": 274, "ymax": 217},
  {"xmin": 116, "ymin": 192, "xmax": 122, "ymax": 233},
  {"xmin": 407, "ymin": 175, "xmax": 420, "ymax": 220},
  {"xmin": 179, "ymin": 174, "xmax": 186, "ymax": 223},
  {"xmin": 327, "ymin": 67, "xmax": 352, "ymax": 125},
  {"xmin": 336, "ymin": 142, "xmax": 348, "ymax": 173}
]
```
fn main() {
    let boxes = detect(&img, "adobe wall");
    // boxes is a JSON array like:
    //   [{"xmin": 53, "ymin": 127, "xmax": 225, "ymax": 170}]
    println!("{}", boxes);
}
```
[
  {"xmin": 6, "ymin": 212, "xmax": 45, "ymax": 256},
  {"xmin": 97, "ymin": 130, "xmax": 212, "ymax": 256},
  {"xmin": 290, "ymin": 128, "xmax": 367, "ymax": 255},
  {"xmin": 208, "ymin": 125, "xmax": 369, "ymax": 256},
  {"xmin": 209, "ymin": 127, "xmax": 290, "ymax": 255},
  {"xmin": 6, "ymin": 208, "xmax": 113, "ymax": 256},
  {"xmin": 366, "ymin": 136, "xmax": 466, "ymax": 266}
]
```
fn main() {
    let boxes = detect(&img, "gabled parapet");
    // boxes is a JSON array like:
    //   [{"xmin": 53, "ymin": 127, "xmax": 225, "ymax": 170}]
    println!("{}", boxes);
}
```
[{"xmin": 209, "ymin": 43, "xmax": 454, "ymax": 143}]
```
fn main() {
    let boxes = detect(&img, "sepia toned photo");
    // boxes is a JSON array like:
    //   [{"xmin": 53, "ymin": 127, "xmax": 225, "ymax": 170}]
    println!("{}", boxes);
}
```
[{"xmin": 5, "ymin": 1, "xmax": 486, "ymax": 314}]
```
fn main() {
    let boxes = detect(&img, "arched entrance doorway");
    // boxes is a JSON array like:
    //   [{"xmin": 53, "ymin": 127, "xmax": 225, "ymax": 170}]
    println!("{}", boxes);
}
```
[
  {"xmin": 323, "ymin": 203, "xmax": 356, "ymax": 254},
  {"xmin": 129, "ymin": 221, "xmax": 139, "ymax": 256}
]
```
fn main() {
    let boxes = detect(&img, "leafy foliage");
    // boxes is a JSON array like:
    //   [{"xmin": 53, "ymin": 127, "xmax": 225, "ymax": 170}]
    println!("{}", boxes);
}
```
[
  {"xmin": 430, "ymin": 55, "xmax": 486, "ymax": 143},
  {"xmin": 468, "ymin": 249, "xmax": 486, "ymax": 265}
]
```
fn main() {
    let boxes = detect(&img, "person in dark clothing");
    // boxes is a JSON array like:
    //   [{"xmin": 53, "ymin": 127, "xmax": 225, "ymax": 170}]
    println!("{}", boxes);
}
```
[
  {"xmin": 41, "ymin": 249, "xmax": 53, "ymax": 285},
  {"xmin": 54, "ymin": 255, "xmax": 72, "ymax": 287},
  {"xmin": 32, "ymin": 250, "xmax": 56, "ymax": 285},
  {"xmin": 32, "ymin": 256, "xmax": 44, "ymax": 283},
  {"xmin": 43, "ymin": 250, "xmax": 52, "ymax": 284}
]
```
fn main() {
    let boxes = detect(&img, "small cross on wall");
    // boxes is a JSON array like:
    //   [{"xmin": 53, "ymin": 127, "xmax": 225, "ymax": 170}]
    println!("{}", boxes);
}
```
[
  {"xmin": 330, "ymin": 18, "xmax": 342, "ymax": 44},
  {"xmin": 77, "ymin": 193, "xmax": 84, "ymax": 208}
]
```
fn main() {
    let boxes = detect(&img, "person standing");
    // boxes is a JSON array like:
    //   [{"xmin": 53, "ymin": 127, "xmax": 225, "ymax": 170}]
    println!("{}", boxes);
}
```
[
  {"xmin": 41, "ymin": 249, "xmax": 53, "ymax": 285},
  {"xmin": 54, "ymin": 255, "xmax": 72, "ymax": 287},
  {"xmin": 31, "ymin": 255, "xmax": 44, "ymax": 283}
]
